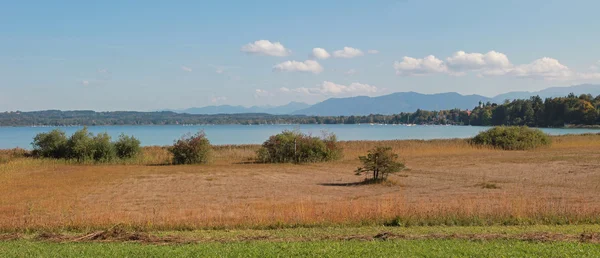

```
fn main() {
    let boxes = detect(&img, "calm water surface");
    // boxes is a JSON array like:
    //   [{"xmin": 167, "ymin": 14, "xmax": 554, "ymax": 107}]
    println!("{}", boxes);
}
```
[{"xmin": 1, "ymin": 124, "xmax": 598, "ymax": 149}]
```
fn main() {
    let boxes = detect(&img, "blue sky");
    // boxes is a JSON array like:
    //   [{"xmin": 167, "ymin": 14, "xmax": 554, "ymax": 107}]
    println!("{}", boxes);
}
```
[{"xmin": 1, "ymin": 0, "xmax": 600, "ymax": 111}]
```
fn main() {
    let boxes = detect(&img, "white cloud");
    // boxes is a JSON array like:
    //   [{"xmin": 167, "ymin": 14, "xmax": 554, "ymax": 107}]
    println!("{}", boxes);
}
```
[
  {"xmin": 445, "ymin": 50, "xmax": 512, "ymax": 76},
  {"xmin": 211, "ymin": 96, "xmax": 227, "ymax": 103},
  {"xmin": 241, "ymin": 40, "xmax": 291, "ymax": 57},
  {"xmin": 311, "ymin": 48, "xmax": 330, "ymax": 59},
  {"xmin": 509, "ymin": 57, "xmax": 573, "ymax": 80},
  {"xmin": 393, "ymin": 51, "xmax": 600, "ymax": 81},
  {"xmin": 446, "ymin": 51, "xmax": 511, "ymax": 71},
  {"xmin": 97, "ymin": 68, "xmax": 109, "ymax": 73},
  {"xmin": 181, "ymin": 66, "xmax": 192, "ymax": 72},
  {"xmin": 394, "ymin": 55, "xmax": 448, "ymax": 76},
  {"xmin": 345, "ymin": 69, "xmax": 358, "ymax": 75},
  {"xmin": 577, "ymin": 72, "xmax": 600, "ymax": 80},
  {"xmin": 282, "ymin": 81, "xmax": 378, "ymax": 96},
  {"xmin": 333, "ymin": 47, "xmax": 364, "ymax": 58},
  {"xmin": 367, "ymin": 50, "xmax": 379, "ymax": 54},
  {"xmin": 81, "ymin": 80, "xmax": 89, "ymax": 86},
  {"xmin": 273, "ymin": 60, "xmax": 324, "ymax": 74}
]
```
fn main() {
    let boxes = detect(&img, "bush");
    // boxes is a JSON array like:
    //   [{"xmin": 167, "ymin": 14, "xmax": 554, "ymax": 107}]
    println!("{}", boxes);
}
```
[
  {"xmin": 31, "ymin": 128, "xmax": 141, "ymax": 163},
  {"xmin": 169, "ymin": 131, "xmax": 212, "ymax": 165},
  {"xmin": 355, "ymin": 146, "xmax": 405, "ymax": 181},
  {"xmin": 257, "ymin": 130, "xmax": 342, "ymax": 163},
  {"xmin": 92, "ymin": 132, "xmax": 117, "ymax": 162},
  {"xmin": 32, "ymin": 129, "xmax": 68, "ymax": 158},
  {"xmin": 66, "ymin": 127, "xmax": 96, "ymax": 162},
  {"xmin": 471, "ymin": 126, "xmax": 551, "ymax": 150},
  {"xmin": 114, "ymin": 134, "xmax": 141, "ymax": 159}
]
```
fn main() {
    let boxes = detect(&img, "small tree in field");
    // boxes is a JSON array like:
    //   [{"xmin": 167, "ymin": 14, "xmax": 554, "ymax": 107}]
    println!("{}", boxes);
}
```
[{"xmin": 355, "ymin": 146, "xmax": 405, "ymax": 181}]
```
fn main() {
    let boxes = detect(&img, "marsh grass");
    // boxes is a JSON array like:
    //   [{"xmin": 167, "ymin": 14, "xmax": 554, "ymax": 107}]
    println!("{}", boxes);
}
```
[{"xmin": 1, "ymin": 134, "xmax": 600, "ymax": 232}]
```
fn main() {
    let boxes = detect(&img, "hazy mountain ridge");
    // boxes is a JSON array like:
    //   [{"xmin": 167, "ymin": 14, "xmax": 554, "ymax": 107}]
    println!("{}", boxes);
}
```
[
  {"xmin": 174, "ymin": 101, "xmax": 311, "ymax": 115},
  {"xmin": 292, "ymin": 92, "xmax": 491, "ymax": 116},
  {"xmin": 168, "ymin": 84, "xmax": 600, "ymax": 116},
  {"xmin": 491, "ymin": 84, "xmax": 600, "ymax": 103},
  {"xmin": 294, "ymin": 84, "xmax": 600, "ymax": 116}
]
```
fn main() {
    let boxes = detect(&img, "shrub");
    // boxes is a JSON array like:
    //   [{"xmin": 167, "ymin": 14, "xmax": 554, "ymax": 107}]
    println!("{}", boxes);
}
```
[
  {"xmin": 355, "ymin": 146, "xmax": 405, "ymax": 181},
  {"xmin": 169, "ymin": 131, "xmax": 212, "ymax": 165},
  {"xmin": 92, "ymin": 132, "xmax": 117, "ymax": 162},
  {"xmin": 66, "ymin": 127, "xmax": 96, "ymax": 162},
  {"xmin": 114, "ymin": 134, "xmax": 141, "ymax": 159},
  {"xmin": 471, "ymin": 126, "xmax": 551, "ymax": 150},
  {"xmin": 31, "ymin": 128, "xmax": 142, "ymax": 163},
  {"xmin": 31, "ymin": 129, "xmax": 68, "ymax": 158},
  {"xmin": 256, "ymin": 130, "xmax": 342, "ymax": 163}
]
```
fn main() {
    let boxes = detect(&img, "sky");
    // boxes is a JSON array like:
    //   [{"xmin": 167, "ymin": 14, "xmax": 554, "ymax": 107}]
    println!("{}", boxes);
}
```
[{"xmin": 1, "ymin": 0, "xmax": 600, "ymax": 111}]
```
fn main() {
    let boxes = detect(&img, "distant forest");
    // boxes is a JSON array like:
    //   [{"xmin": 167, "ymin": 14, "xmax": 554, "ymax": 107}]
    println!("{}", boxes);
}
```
[{"xmin": 1, "ymin": 94, "xmax": 600, "ymax": 127}]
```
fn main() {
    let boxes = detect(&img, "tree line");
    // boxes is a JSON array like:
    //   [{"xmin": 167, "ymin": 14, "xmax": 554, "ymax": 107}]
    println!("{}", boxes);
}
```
[{"xmin": 2, "ymin": 93, "xmax": 600, "ymax": 127}]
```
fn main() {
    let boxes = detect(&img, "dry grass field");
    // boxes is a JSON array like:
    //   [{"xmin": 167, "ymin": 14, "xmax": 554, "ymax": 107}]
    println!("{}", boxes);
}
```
[{"xmin": 1, "ymin": 134, "xmax": 600, "ymax": 232}]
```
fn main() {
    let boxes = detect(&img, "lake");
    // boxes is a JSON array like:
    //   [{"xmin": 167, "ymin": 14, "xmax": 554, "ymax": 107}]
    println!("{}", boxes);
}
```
[{"xmin": 1, "ymin": 124, "xmax": 599, "ymax": 149}]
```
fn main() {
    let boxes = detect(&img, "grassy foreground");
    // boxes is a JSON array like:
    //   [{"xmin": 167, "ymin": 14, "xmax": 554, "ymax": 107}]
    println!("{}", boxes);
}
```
[
  {"xmin": 3, "ymin": 239, "xmax": 600, "ymax": 258},
  {"xmin": 2, "ymin": 225, "xmax": 600, "ymax": 257}
]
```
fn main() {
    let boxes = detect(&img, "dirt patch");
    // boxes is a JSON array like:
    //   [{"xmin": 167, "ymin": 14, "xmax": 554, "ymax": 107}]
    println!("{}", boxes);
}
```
[
  {"xmin": 339, "ymin": 231, "xmax": 594, "ymax": 243},
  {"xmin": 5, "ymin": 229, "xmax": 600, "ymax": 244},
  {"xmin": 0, "ymin": 233, "xmax": 20, "ymax": 241},
  {"xmin": 35, "ymin": 226, "xmax": 188, "ymax": 244},
  {"xmin": 579, "ymin": 232, "xmax": 600, "ymax": 243}
]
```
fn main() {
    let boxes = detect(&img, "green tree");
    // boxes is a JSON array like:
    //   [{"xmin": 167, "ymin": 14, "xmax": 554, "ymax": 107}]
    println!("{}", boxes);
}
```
[
  {"xmin": 92, "ymin": 132, "xmax": 116, "ymax": 162},
  {"xmin": 355, "ymin": 146, "xmax": 405, "ymax": 181},
  {"xmin": 67, "ymin": 127, "xmax": 95, "ymax": 162},
  {"xmin": 31, "ymin": 129, "xmax": 68, "ymax": 158}
]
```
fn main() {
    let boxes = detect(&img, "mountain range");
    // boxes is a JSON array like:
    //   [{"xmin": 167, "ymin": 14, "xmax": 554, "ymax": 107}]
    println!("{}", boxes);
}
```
[
  {"xmin": 173, "ymin": 84, "xmax": 600, "ymax": 116},
  {"xmin": 170, "ymin": 102, "xmax": 311, "ymax": 115}
]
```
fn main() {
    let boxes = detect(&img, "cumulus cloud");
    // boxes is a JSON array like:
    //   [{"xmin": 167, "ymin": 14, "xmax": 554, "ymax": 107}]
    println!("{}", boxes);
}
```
[
  {"xmin": 393, "ymin": 51, "xmax": 600, "ymax": 81},
  {"xmin": 509, "ymin": 57, "xmax": 573, "ymax": 80},
  {"xmin": 241, "ymin": 40, "xmax": 291, "ymax": 57},
  {"xmin": 273, "ymin": 60, "xmax": 324, "ymax": 74},
  {"xmin": 367, "ymin": 50, "xmax": 379, "ymax": 54},
  {"xmin": 333, "ymin": 47, "xmax": 364, "ymax": 58},
  {"xmin": 311, "ymin": 48, "xmax": 330, "ymax": 59},
  {"xmin": 394, "ymin": 55, "xmax": 448, "ymax": 76},
  {"xmin": 181, "ymin": 66, "xmax": 192, "ymax": 72},
  {"xmin": 81, "ymin": 80, "xmax": 90, "ymax": 86},
  {"xmin": 446, "ymin": 51, "xmax": 511, "ymax": 71},
  {"xmin": 577, "ymin": 72, "xmax": 600, "ymax": 80},
  {"xmin": 281, "ymin": 81, "xmax": 378, "ymax": 96}
]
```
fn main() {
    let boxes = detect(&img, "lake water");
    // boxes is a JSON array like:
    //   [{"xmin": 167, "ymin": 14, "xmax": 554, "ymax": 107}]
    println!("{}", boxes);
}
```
[{"xmin": 1, "ymin": 124, "xmax": 598, "ymax": 149}]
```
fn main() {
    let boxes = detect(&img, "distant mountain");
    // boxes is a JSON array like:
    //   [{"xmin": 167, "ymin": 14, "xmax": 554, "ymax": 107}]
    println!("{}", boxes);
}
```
[
  {"xmin": 292, "ymin": 84, "xmax": 600, "ymax": 116},
  {"xmin": 492, "ymin": 84, "xmax": 600, "ymax": 103},
  {"xmin": 293, "ymin": 92, "xmax": 491, "ymax": 116},
  {"xmin": 169, "ymin": 84, "xmax": 600, "ymax": 116},
  {"xmin": 176, "ymin": 101, "xmax": 310, "ymax": 115}
]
